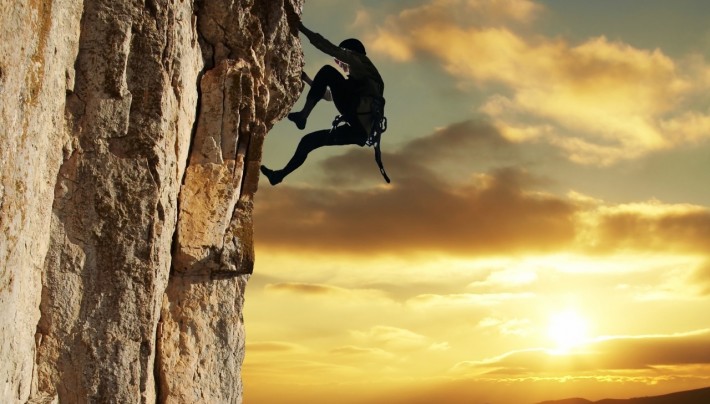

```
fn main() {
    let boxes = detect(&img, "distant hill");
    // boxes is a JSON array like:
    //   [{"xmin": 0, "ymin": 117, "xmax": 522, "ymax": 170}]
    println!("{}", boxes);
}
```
[
  {"xmin": 537, "ymin": 386, "xmax": 710, "ymax": 404},
  {"xmin": 538, "ymin": 399, "xmax": 591, "ymax": 404}
]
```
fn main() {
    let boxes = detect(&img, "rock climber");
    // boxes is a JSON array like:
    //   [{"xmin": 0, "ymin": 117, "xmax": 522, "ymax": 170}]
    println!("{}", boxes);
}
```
[{"xmin": 260, "ymin": 22, "xmax": 388, "ymax": 185}]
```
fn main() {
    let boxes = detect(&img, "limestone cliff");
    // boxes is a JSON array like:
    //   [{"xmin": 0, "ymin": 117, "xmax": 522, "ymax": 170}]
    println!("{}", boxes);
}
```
[{"xmin": 0, "ymin": 0, "xmax": 303, "ymax": 402}]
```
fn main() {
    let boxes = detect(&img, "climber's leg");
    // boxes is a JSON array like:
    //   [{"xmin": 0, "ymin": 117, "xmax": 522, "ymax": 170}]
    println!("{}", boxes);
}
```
[
  {"xmin": 288, "ymin": 65, "xmax": 356, "ymax": 129},
  {"xmin": 261, "ymin": 124, "xmax": 367, "ymax": 185}
]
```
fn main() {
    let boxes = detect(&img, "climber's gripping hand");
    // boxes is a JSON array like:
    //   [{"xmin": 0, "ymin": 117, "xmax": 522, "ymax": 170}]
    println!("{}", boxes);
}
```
[{"xmin": 285, "ymin": 2, "xmax": 301, "ymax": 35}]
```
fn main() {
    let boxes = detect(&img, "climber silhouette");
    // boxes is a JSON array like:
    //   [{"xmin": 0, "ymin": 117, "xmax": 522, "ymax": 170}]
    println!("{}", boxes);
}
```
[{"xmin": 260, "ymin": 22, "xmax": 388, "ymax": 185}]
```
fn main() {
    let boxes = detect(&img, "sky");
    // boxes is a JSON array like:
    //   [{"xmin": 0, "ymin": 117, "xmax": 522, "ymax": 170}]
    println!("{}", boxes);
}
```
[{"xmin": 244, "ymin": 1, "xmax": 710, "ymax": 403}]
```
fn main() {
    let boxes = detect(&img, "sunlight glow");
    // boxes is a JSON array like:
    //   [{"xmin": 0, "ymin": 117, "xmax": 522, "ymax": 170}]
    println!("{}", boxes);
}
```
[{"xmin": 547, "ymin": 309, "xmax": 590, "ymax": 352}]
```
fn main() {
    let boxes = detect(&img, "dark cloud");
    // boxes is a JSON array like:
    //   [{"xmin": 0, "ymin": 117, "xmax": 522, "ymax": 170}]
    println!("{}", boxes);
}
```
[
  {"xmin": 255, "ymin": 120, "xmax": 576, "ymax": 255},
  {"xmin": 455, "ymin": 330, "xmax": 710, "ymax": 375},
  {"xmin": 255, "ymin": 166, "xmax": 576, "ymax": 255},
  {"xmin": 265, "ymin": 282, "xmax": 344, "ymax": 295},
  {"xmin": 595, "ymin": 209, "xmax": 710, "ymax": 254},
  {"xmin": 596, "ymin": 332, "xmax": 710, "ymax": 368},
  {"xmin": 318, "ymin": 119, "xmax": 527, "ymax": 186},
  {"xmin": 401, "ymin": 119, "xmax": 518, "ymax": 163}
]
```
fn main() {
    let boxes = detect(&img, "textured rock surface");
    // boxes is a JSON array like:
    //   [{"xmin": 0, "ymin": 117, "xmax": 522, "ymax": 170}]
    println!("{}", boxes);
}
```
[
  {"xmin": 0, "ymin": 0, "xmax": 84, "ymax": 400},
  {"xmin": 0, "ymin": 0, "xmax": 303, "ymax": 402},
  {"xmin": 158, "ymin": 1, "xmax": 303, "ymax": 401}
]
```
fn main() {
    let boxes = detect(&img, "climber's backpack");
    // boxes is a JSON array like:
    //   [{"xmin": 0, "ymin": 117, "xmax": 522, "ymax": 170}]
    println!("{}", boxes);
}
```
[{"xmin": 331, "ymin": 96, "xmax": 390, "ymax": 183}]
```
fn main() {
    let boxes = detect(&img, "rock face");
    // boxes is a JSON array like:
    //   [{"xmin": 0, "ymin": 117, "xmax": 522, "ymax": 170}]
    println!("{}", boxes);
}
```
[{"xmin": 0, "ymin": 0, "xmax": 303, "ymax": 402}]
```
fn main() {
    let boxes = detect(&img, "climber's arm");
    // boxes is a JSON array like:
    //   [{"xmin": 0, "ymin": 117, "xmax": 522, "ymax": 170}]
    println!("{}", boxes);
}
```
[
  {"xmin": 301, "ymin": 71, "xmax": 312, "ymax": 85},
  {"xmin": 298, "ymin": 22, "xmax": 360, "ymax": 66}
]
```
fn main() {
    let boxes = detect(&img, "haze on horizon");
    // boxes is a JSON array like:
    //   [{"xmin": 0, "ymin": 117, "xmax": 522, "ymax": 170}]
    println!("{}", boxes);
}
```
[{"xmin": 245, "ymin": 1, "xmax": 710, "ymax": 402}]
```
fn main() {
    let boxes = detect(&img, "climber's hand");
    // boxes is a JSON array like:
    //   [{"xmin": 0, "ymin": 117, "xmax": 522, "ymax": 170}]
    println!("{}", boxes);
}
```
[{"xmin": 285, "ymin": 3, "xmax": 301, "ymax": 35}]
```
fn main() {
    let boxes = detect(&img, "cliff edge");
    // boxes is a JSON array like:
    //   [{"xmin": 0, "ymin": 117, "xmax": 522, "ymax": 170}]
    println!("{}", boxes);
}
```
[{"xmin": 0, "ymin": 0, "xmax": 303, "ymax": 402}]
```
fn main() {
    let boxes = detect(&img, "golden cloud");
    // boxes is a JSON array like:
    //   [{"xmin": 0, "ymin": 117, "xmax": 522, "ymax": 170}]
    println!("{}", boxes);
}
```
[
  {"xmin": 477, "ymin": 317, "xmax": 533, "ymax": 337},
  {"xmin": 467, "ymin": 267, "xmax": 538, "ymax": 290},
  {"xmin": 257, "ymin": 122, "xmax": 576, "ymax": 256},
  {"xmin": 330, "ymin": 345, "xmax": 396, "ymax": 359},
  {"xmin": 243, "ymin": 359, "xmax": 359, "ymax": 379},
  {"xmin": 452, "ymin": 329, "xmax": 710, "ymax": 376},
  {"xmin": 588, "ymin": 201, "xmax": 710, "ymax": 254},
  {"xmin": 265, "ymin": 282, "xmax": 347, "ymax": 295},
  {"xmin": 264, "ymin": 282, "xmax": 393, "ymax": 305},
  {"xmin": 465, "ymin": 0, "xmax": 542, "ymax": 23},
  {"xmin": 399, "ymin": 120, "xmax": 518, "ymax": 163},
  {"xmin": 406, "ymin": 292, "xmax": 535, "ymax": 309},
  {"xmin": 258, "ymin": 120, "xmax": 709, "ymax": 257},
  {"xmin": 693, "ymin": 261, "xmax": 710, "ymax": 296},
  {"xmin": 256, "ymin": 166, "xmax": 576, "ymax": 255},
  {"xmin": 369, "ymin": 0, "xmax": 710, "ymax": 165},
  {"xmin": 351, "ymin": 326, "xmax": 433, "ymax": 351},
  {"xmin": 247, "ymin": 341, "xmax": 306, "ymax": 353}
]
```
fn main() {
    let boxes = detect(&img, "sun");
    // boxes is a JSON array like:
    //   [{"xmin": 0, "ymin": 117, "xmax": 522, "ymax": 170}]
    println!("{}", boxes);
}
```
[{"xmin": 547, "ymin": 309, "xmax": 590, "ymax": 352}]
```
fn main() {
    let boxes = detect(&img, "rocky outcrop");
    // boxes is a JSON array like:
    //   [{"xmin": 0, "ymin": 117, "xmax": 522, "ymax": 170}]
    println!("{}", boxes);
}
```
[
  {"xmin": 1, "ymin": 0, "xmax": 84, "ymax": 400},
  {"xmin": 0, "ymin": 0, "xmax": 303, "ymax": 402}
]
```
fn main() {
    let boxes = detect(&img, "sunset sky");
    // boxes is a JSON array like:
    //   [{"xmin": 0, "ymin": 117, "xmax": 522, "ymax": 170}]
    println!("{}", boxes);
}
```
[{"xmin": 244, "ymin": 1, "xmax": 710, "ymax": 402}]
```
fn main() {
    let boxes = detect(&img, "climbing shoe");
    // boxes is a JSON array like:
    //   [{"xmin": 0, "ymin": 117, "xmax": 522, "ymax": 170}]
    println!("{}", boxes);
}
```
[
  {"xmin": 287, "ymin": 112, "xmax": 307, "ymax": 130},
  {"xmin": 260, "ymin": 165, "xmax": 283, "ymax": 186}
]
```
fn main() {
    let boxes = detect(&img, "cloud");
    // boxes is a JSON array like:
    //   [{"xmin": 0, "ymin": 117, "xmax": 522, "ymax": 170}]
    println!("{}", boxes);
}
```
[
  {"xmin": 264, "ymin": 282, "xmax": 393, "ymax": 304},
  {"xmin": 318, "ymin": 119, "xmax": 527, "ymax": 186},
  {"xmin": 350, "ymin": 8, "xmax": 372, "ymax": 30},
  {"xmin": 330, "ymin": 345, "xmax": 396, "ymax": 359},
  {"xmin": 467, "ymin": 267, "xmax": 538, "ymax": 290},
  {"xmin": 242, "ymin": 359, "xmax": 359, "ymax": 379},
  {"xmin": 370, "ymin": 0, "xmax": 537, "ymax": 62},
  {"xmin": 257, "ymin": 164, "xmax": 576, "ymax": 255},
  {"xmin": 588, "ymin": 201, "xmax": 710, "ymax": 254},
  {"xmin": 247, "ymin": 341, "xmax": 306, "ymax": 353},
  {"xmin": 452, "ymin": 329, "xmax": 710, "ymax": 376},
  {"xmin": 399, "ymin": 119, "xmax": 519, "ymax": 164},
  {"xmin": 568, "ymin": 196, "xmax": 710, "ymax": 257},
  {"xmin": 265, "ymin": 282, "xmax": 347, "ymax": 295},
  {"xmin": 351, "ymin": 326, "xmax": 433, "ymax": 351},
  {"xmin": 595, "ymin": 331, "xmax": 710, "ymax": 368},
  {"xmin": 406, "ymin": 292, "xmax": 534, "ymax": 309},
  {"xmin": 465, "ymin": 0, "xmax": 542, "ymax": 23},
  {"xmin": 258, "ymin": 118, "xmax": 709, "ymax": 257},
  {"xmin": 692, "ymin": 261, "xmax": 710, "ymax": 296},
  {"xmin": 477, "ymin": 317, "xmax": 533, "ymax": 337},
  {"xmin": 369, "ymin": 0, "xmax": 710, "ymax": 165},
  {"xmin": 256, "ymin": 121, "xmax": 577, "ymax": 256}
]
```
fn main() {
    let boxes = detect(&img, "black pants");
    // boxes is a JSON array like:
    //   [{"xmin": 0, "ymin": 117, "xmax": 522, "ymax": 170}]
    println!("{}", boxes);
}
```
[{"xmin": 281, "ymin": 65, "xmax": 367, "ymax": 177}]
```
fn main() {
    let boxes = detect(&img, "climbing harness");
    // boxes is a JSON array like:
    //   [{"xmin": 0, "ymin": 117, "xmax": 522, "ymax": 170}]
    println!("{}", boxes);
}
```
[
  {"xmin": 330, "ymin": 96, "xmax": 390, "ymax": 183},
  {"xmin": 367, "ymin": 96, "xmax": 389, "ymax": 183}
]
